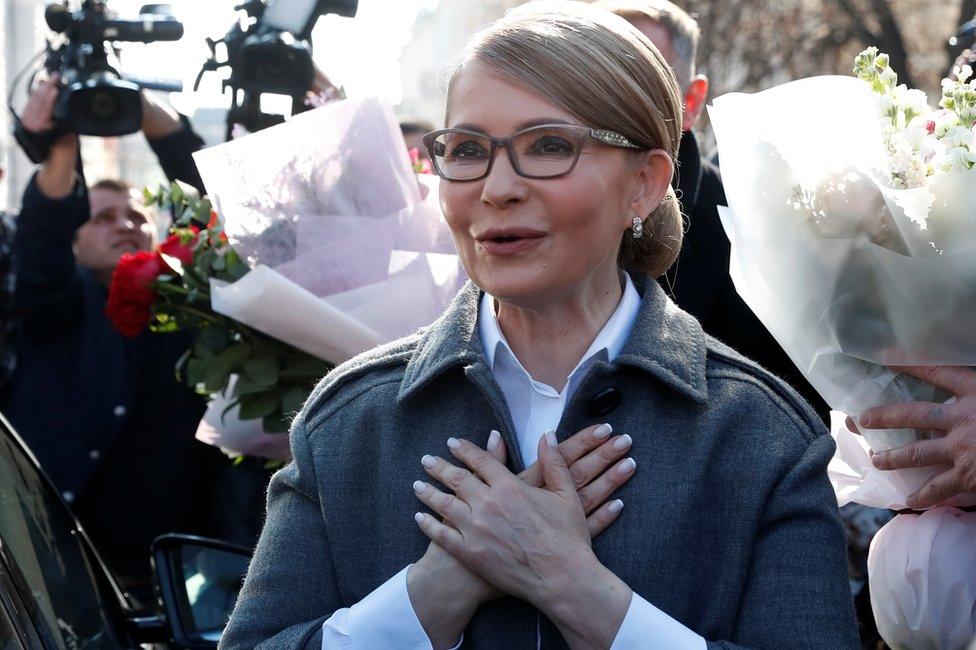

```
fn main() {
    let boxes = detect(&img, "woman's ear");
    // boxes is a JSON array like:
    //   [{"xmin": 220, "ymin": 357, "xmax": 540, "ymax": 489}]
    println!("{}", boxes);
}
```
[{"xmin": 628, "ymin": 149, "xmax": 674, "ymax": 220}]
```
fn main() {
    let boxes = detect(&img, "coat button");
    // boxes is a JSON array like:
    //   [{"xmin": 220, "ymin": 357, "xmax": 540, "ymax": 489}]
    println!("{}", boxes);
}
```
[
  {"xmin": 588, "ymin": 387, "xmax": 622, "ymax": 416},
  {"xmin": 62, "ymin": 490, "xmax": 75, "ymax": 503},
  {"xmin": 113, "ymin": 405, "xmax": 127, "ymax": 418},
  {"xmin": 89, "ymin": 449, "xmax": 101, "ymax": 461}
]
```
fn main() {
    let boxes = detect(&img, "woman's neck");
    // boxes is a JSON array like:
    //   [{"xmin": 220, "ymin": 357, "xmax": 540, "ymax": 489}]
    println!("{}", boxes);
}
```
[{"xmin": 494, "ymin": 269, "xmax": 625, "ymax": 393}]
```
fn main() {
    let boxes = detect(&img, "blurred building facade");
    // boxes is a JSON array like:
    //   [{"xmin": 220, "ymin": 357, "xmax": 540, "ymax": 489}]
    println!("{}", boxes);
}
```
[{"xmin": 398, "ymin": 0, "xmax": 523, "ymax": 128}]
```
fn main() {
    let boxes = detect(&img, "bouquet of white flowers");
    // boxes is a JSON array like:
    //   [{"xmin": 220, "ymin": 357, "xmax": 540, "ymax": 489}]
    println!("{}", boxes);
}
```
[{"xmin": 710, "ymin": 51, "xmax": 976, "ymax": 648}]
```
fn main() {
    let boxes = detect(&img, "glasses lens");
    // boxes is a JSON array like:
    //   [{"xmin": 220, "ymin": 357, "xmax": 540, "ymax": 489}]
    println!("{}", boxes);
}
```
[
  {"xmin": 512, "ymin": 126, "xmax": 580, "ymax": 178},
  {"xmin": 431, "ymin": 131, "xmax": 491, "ymax": 180}
]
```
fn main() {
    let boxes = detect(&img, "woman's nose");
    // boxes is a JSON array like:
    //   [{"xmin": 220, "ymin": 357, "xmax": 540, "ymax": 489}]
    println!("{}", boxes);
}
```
[{"xmin": 480, "ymin": 146, "xmax": 529, "ymax": 208}]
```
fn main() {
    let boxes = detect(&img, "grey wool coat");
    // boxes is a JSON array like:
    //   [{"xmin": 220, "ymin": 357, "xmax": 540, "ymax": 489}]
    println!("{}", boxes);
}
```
[{"xmin": 220, "ymin": 277, "xmax": 859, "ymax": 650}]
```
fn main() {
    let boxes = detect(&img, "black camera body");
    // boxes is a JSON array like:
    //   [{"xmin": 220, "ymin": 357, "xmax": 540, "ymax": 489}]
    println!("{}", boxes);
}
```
[
  {"xmin": 46, "ymin": 1, "xmax": 183, "ymax": 137},
  {"xmin": 197, "ymin": 0, "xmax": 357, "ymax": 138}
]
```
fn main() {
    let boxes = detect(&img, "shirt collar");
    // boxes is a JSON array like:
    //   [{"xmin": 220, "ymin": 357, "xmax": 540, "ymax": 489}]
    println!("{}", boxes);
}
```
[
  {"xmin": 478, "ymin": 274, "xmax": 641, "ymax": 383},
  {"xmin": 397, "ymin": 275, "xmax": 708, "ymax": 405}
]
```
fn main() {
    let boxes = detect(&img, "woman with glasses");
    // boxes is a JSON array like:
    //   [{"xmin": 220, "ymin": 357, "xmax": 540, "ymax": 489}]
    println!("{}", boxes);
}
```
[{"xmin": 221, "ymin": 2, "xmax": 858, "ymax": 648}]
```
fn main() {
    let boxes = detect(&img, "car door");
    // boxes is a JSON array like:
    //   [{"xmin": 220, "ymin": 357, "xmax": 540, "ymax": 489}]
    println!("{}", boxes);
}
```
[{"xmin": 0, "ymin": 414, "xmax": 131, "ymax": 648}]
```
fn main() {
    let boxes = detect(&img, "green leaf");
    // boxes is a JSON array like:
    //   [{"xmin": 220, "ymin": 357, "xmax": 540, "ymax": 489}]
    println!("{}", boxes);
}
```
[
  {"xmin": 280, "ymin": 356, "xmax": 332, "ymax": 380},
  {"xmin": 238, "ymin": 391, "xmax": 281, "ymax": 420},
  {"xmin": 280, "ymin": 384, "xmax": 309, "ymax": 415},
  {"xmin": 232, "ymin": 374, "xmax": 268, "ymax": 397},
  {"xmin": 199, "ymin": 326, "xmax": 231, "ymax": 354},
  {"xmin": 143, "ymin": 187, "xmax": 157, "ymax": 205},
  {"xmin": 262, "ymin": 458, "xmax": 285, "ymax": 470},
  {"xmin": 243, "ymin": 351, "xmax": 280, "ymax": 388},
  {"xmin": 232, "ymin": 455, "xmax": 245, "ymax": 466},
  {"xmin": 262, "ymin": 411, "xmax": 289, "ymax": 433},
  {"xmin": 186, "ymin": 358, "xmax": 208, "ymax": 386},
  {"xmin": 170, "ymin": 181, "xmax": 185, "ymax": 209},
  {"xmin": 203, "ymin": 342, "xmax": 252, "ymax": 393}
]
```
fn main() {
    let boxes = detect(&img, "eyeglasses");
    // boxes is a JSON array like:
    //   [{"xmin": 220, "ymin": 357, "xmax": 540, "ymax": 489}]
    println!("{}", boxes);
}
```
[{"xmin": 422, "ymin": 123, "xmax": 646, "ymax": 182}]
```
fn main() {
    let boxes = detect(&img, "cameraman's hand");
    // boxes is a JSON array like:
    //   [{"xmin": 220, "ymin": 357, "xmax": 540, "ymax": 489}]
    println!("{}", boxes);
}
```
[{"xmin": 24, "ymin": 74, "xmax": 78, "ymax": 200}]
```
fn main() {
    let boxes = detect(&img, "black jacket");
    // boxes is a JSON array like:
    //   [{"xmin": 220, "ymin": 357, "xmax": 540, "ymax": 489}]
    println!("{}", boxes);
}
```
[
  {"xmin": 661, "ymin": 132, "xmax": 829, "ymax": 420},
  {"xmin": 1, "ymin": 121, "xmax": 224, "ymax": 595}
]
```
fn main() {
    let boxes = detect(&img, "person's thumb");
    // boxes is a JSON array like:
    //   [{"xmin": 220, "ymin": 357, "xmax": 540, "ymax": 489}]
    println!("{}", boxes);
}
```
[
  {"xmin": 538, "ymin": 431, "xmax": 574, "ymax": 497},
  {"xmin": 486, "ymin": 429, "xmax": 507, "ymax": 465}
]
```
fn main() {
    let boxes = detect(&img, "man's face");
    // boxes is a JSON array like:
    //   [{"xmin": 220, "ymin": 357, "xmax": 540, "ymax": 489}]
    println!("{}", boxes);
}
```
[{"xmin": 76, "ymin": 187, "xmax": 155, "ymax": 275}]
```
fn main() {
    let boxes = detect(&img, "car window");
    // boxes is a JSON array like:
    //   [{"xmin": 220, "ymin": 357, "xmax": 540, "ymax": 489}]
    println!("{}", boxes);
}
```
[{"xmin": 0, "ymin": 425, "xmax": 120, "ymax": 648}]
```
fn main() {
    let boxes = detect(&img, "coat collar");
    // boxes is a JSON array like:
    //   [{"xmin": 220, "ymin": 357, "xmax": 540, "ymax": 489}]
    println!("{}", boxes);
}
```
[
  {"xmin": 674, "ymin": 131, "xmax": 704, "ymax": 210},
  {"xmin": 397, "ymin": 276, "xmax": 708, "ymax": 404}
]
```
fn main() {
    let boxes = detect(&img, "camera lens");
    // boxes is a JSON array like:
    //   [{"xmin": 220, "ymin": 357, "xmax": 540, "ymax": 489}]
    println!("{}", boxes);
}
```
[{"xmin": 89, "ymin": 89, "xmax": 121, "ymax": 120}]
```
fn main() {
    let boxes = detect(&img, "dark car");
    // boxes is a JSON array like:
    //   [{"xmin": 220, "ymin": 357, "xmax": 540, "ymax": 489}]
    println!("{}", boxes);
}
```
[{"xmin": 0, "ymin": 414, "xmax": 250, "ymax": 649}]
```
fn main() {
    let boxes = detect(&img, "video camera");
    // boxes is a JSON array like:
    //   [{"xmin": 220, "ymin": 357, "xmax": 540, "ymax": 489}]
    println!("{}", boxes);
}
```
[
  {"xmin": 195, "ymin": 0, "xmax": 357, "ymax": 139},
  {"xmin": 10, "ymin": 0, "xmax": 185, "ymax": 162}
]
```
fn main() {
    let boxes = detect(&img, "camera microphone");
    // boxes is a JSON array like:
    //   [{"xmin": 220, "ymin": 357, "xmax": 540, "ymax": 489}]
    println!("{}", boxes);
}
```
[{"xmin": 102, "ymin": 16, "xmax": 184, "ymax": 43}]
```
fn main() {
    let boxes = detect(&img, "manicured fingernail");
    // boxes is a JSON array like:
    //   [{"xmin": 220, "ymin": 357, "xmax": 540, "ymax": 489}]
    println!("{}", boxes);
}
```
[
  {"xmin": 593, "ymin": 423, "xmax": 613, "ymax": 439},
  {"xmin": 608, "ymin": 499, "xmax": 624, "ymax": 514},
  {"xmin": 871, "ymin": 452, "xmax": 886, "ymax": 469},
  {"xmin": 447, "ymin": 437, "xmax": 461, "ymax": 450},
  {"xmin": 487, "ymin": 430, "xmax": 501, "ymax": 450},
  {"xmin": 613, "ymin": 434, "xmax": 633, "ymax": 451},
  {"xmin": 414, "ymin": 512, "xmax": 424, "ymax": 523},
  {"xmin": 421, "ymin": 455, "xmax": 436, "ymax": 468},
  {"xmin": 858, "ymin": 413, "xmax": 871, "ymax": 426},
  {"xmin": 413, "ymin": 480, "xmax": 427, "ymax": 493},
  {"xmin": 545, "ymin": 430, "xmax": 558, "ymax": 447},
  {"xmin": 618, "ymin": 458, "xmax": 636, "ymax": 475}
]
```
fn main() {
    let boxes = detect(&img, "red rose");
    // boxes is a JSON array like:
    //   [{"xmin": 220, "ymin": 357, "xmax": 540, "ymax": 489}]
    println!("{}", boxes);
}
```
[
  {"xmin": 158, "ymin": 228, "xmax": 200, "ymax": 267},
  {"xmin": 106, "ymin": 251, "xmax": 165, "ymax": 337}
]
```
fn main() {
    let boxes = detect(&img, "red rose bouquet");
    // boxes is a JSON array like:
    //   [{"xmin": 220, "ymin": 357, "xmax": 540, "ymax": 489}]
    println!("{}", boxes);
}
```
[{"xmin": 106, "ymin": 182, "xmax": 332, "ymax": 440}]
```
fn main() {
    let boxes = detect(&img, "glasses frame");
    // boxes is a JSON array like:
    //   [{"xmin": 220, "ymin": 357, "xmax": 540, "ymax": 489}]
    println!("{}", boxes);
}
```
[{"xmin": 422, "ymin": 123, "xmax": 646, "ymax": 182}]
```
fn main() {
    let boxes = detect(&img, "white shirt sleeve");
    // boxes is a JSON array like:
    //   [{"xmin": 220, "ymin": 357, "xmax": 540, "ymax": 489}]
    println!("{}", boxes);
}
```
[
  {"xmin": 321, "ymin": 565, "xmax": 463, "ymax": 650},
  {"xmin": 610, "ymin": 591, "xmax": 706, "ymax": 650}
]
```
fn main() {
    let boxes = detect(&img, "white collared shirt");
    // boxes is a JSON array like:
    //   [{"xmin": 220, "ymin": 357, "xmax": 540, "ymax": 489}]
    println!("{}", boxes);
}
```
[{"xmin": 321, "ymin": 274, "xmax": 705, "ymax": 649}]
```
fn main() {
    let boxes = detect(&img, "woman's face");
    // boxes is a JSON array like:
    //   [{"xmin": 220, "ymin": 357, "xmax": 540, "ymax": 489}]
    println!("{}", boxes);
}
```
[{"xmin": 440, "ymin": 64, "xmax": 668, "ymax": 306}]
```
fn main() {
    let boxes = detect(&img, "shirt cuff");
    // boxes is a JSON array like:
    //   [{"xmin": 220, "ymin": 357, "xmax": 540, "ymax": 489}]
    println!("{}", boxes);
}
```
[
  {"xmin": 321, "ymin": 565, "xmax": 462, "ymax": 650},
  {"xmin": 610, "ymin": 592, "xmax": 706, "ymax": 650}
]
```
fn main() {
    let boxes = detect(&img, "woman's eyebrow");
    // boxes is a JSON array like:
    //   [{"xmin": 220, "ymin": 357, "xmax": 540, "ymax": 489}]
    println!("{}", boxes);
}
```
[{"xmin": 449, "ymin": 118, "xmax": 576, "ymax": 132}]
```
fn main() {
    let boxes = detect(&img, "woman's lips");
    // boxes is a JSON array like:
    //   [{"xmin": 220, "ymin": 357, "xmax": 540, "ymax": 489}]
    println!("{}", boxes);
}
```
[{"xmin": 475, "ymin": 228, "xmax": 547, "ymax": 256}]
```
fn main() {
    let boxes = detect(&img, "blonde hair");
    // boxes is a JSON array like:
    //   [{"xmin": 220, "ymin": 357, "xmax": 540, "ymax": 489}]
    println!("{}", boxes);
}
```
[
  {"xmin": 446, "ymin": 0, "xmax": 684, "ymax": 278},
  {"xmin": 595, "ymin": 0, "xmax": 700, "ymax": 88}
]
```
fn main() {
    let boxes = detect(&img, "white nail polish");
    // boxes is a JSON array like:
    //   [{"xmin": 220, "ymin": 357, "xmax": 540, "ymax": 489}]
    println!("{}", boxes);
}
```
[
  {"xmin": 447, "ymin": 437, "xmax": 461, "ymax": 450},
  {"xmin": 618, "ymin": 458, "xmax": 636, "ymax": 475},
  {"xmin": 414, "ymin": 512, "xmax": 424, "ymax": 523},
  {"xmin": 608, "ymin": 499, "xmax": 624, "ymax": 514},
  {"xmin": 413, "ymin": 480, "xmax": 426, "ymax": 493},
  {"xmin": 593, "ymin": 423, "xmax": 613, "ymax": 439},
  {"xmin": 544, "ymin": 430, "xmax": 558, "ymax": 447},
  {"xmin": 421, "ymin": 455, "xmax": 436, "ymax": 468},
  {"xmin": 612, "ymin": 434, "xmax": 633, "ymax": 451},
  {"xmin": 487, "ymin": 430, "xmax": 501, "ymax": 450}
]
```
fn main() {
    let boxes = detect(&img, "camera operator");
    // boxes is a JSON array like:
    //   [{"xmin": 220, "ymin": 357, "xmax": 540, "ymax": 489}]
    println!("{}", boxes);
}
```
[{"xmin": 0, "ymin": 73, "xmax": 223, "ymax": 604}]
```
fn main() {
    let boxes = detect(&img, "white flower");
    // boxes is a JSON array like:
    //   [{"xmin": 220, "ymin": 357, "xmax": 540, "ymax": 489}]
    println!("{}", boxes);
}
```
[
  {"xmin": 933, "ymin": 109, "xmax": 962, "ymax": 137},
  {"xmin": 876, "ymin": 94, "xmax": 895, "ymax": 118},
  {"xmin": 941, "ymin": 146, "xmax": 976, "ymax": 172},
  {"xmin": 902, "ymin": 88, "xmax": 929, "ymax": 115},
  {"xmin": 942, "ymin": 125, "xmax": 976, "ymax": 149},
  {"xmin": 954, "ymin": 64, "xmax": 974, "ymax": 83},
  {"xmin": 880, "ymin": 66, "xmax": 898, "ymax": 89}
]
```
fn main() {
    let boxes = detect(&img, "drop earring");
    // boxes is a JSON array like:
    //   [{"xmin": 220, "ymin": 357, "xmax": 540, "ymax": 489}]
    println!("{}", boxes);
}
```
[{"xmin": 631, "ymin": 216, "xmax": 644, "ymax": 239}]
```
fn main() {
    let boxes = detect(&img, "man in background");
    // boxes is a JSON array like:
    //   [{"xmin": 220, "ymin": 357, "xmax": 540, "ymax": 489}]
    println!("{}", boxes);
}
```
[
  {"xmin": 1, "ymin": 74, "xmax": 222, "ymax": 603},
  {"xmin": 598, "ymin": 0, "xmax": 829, "ymax": 421}
]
